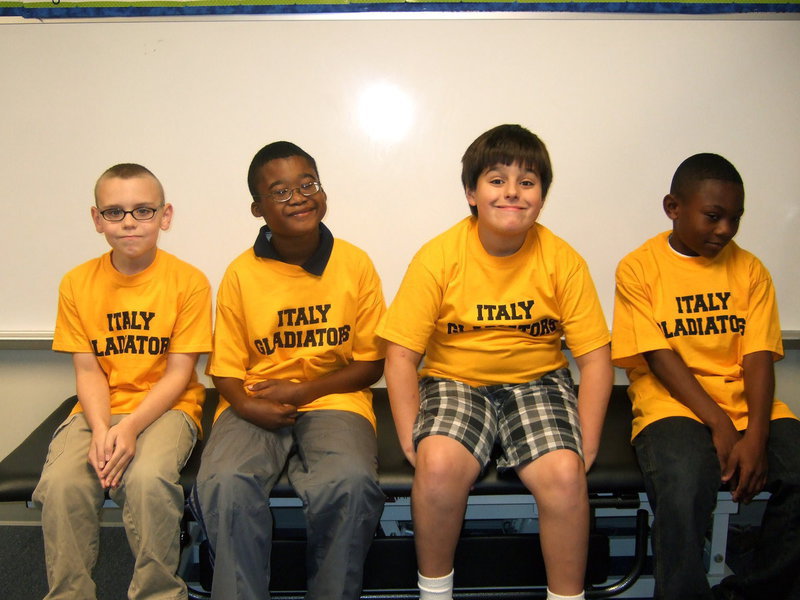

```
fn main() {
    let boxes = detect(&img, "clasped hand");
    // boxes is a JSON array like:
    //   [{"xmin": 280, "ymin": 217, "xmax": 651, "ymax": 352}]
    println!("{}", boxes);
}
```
[
  {"xmin": 88, "ymin": 421, "xmax": 137, "ymax": 490},
  {"xmin": 242, "ymin": 379, "xmax": 311, "ymax": 430},
  {"xmin": 713, "ymin": 422, "xmax": 768, "ymax": 504}
]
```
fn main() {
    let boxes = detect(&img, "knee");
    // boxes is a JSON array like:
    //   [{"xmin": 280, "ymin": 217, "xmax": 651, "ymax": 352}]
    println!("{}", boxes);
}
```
[
  {"xmin": 123, "ymin": 463, "xmax": 181, "ymax": 506},
  {"xmin": 654, "ymin": 482, "xmax": 716, "ymax": 524},
  {"xmin": 314, "ymin": 460, "xmax": 383, "ymax": 512},
  {"xmin": 195, "ymin": 467, "xmax": 269, "ymax": 513},
  {"xmin": 526, "ymin": 451, "xmax": 586, "ymax": 508},
  {"xmin": 37, "ymin": 461, "xmax": 97, "ymax": 505},
  {"xmin": 414, "ymin": 443, "xmax": 477, "ymax": 500}
]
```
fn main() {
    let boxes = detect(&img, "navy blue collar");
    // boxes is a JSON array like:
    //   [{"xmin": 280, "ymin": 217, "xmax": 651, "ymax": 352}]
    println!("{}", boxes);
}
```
[{"xmin": 252, "ymin": 223, "xmax": 333, "ymax": 276}]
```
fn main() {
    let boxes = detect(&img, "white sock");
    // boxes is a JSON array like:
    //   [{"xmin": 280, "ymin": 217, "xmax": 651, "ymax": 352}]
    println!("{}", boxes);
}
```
[
  {"xmin": 546, "ymin": 589, "xmax": 585, "ymax": 600},
  {"xmin": 418, "ymin": 569, "xmax": 454, "ymax": 600}
]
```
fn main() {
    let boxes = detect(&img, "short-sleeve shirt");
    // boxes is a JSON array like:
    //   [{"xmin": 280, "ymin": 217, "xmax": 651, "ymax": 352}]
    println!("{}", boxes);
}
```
[
  {"xmin": 612, "ymin": 231, "xmax": 795, "ymax": 440},
  {"xmin": 208, "ymin": 224, "xmax": 386, "ymax": 428},
  {"xmin": 53, "ymin": 249, "xmax": 213, "ymax": 430},
  {"xmin": 377, "ymin": 217, "xmax": 610, "ymax": 386}
]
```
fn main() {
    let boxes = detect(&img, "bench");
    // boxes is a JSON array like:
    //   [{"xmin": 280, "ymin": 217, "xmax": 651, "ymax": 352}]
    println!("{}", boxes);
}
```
[{"xmin": 0, "ymin": 386, "xmax": 652, "ymax": 598}]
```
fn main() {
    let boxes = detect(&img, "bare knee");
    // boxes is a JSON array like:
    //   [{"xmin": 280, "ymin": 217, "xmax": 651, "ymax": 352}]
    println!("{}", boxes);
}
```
[
  {"xmin": 414, "ymin": 436, "xmax": 479, "ymax": 500},
  {"xmin": 520, "ymin": 450, "xmax": 587, "ymax": 509}
]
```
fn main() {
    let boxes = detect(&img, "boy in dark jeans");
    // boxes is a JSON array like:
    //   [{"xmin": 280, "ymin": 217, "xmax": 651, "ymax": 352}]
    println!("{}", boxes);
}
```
[{"xmin": 612, "ymin": 152, "xmax": 800, "ymax": 600}]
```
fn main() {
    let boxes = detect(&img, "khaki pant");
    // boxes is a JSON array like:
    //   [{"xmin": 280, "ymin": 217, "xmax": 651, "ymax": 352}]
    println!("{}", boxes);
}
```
[{"xmin": 33, "ymin": 410, "xmax": 196, "ymax": 600}]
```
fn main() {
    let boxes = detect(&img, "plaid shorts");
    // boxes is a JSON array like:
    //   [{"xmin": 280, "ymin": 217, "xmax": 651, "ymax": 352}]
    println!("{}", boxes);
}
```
[{"xmin": 413, "ymin": 368, "xmax": 583, "ymax": 470}]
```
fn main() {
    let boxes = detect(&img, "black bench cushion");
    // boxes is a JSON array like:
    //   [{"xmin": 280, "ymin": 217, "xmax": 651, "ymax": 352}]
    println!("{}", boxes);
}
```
[{"xmin": 0, "ymin": 386, "xmax": 642, "ymax": 503}]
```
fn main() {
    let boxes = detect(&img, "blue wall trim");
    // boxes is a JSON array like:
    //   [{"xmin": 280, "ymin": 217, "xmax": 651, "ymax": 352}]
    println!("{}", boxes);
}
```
[{"xmin": 3, "ymin": 2, "xmax": 799, "ymax": 19}]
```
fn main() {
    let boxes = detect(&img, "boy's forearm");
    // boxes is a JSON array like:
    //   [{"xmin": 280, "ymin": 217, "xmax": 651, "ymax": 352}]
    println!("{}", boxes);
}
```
[
  {"xmin": 122, "ymin": 353, "xmax": 199, "ymax": 436},
  {"xmin": 644, "ymin": 348, "xmax": 731, "ymax": 430},
  {"xmin": 574, "ymin": 344, "xmax": 613, "ymax": 470},
  {"xmin": 741, "ymin": 351, "xmax": 775, "ymax": 442},
  {"xmin": 295, "ymin": 359, "xmax": 385, "ymax": 405},
  {"xmin": 384, "ymin": 343, "xmax": 423, "ymax": 459},
  {"xmin": 212, "ymin": 375, "xmax": 251, "ymax": 414},
  {"xmin": 73, "ymin": 353, "xmax": 112, "ymax": 432}
]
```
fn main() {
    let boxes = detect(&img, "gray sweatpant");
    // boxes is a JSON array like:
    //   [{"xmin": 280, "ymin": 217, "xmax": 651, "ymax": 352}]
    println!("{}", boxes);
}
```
[
  {"xmin": 33, "ymin": 410, "xmax": 197, "ymax": 600},
  {"xmin": 190, "ymin": 408, "xmax": 384, "ymax": 600}
]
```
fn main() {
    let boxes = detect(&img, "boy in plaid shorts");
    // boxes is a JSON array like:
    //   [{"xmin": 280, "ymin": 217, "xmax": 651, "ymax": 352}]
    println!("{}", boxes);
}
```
[{"xmin": 377, "ymin": 125, "xmax": 612, "ymax": 600}]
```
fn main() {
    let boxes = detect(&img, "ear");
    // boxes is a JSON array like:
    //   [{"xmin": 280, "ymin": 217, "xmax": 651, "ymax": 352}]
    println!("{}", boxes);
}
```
[
  {"xmin": 91, "ymin": 206, "xmax": 104, "ymax": 233},
  {"xmin": 251, "ymin": 201, "xmax": 263, "ymax": 218},
  {"xmin": 663, "ymin": 194, "xmax": 680, "ymax": 221},
  {"xmin": 159, "ymin": 203, "xmax": 174, "ymax": 231},
  {"xmin": 466, "ymin": 188, "xmax": 477, "ymax": 208}
]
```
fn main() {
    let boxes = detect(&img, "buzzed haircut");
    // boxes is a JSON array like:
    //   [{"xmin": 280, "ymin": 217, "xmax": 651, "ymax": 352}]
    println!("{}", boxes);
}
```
[
  {"xmin": 670, "ymin": 153, "xmax": 743, "ymax": 198},
  {"xmin": 461, "ymin": 124, "xmax": 553, "ymax": 216},
  {"xmin": 247, "ymin": 141, "xmax": 319, "ymax": 200},
  {"xmin": 94, "ymin": 163, "xmax": 164, "ymax": 205}
]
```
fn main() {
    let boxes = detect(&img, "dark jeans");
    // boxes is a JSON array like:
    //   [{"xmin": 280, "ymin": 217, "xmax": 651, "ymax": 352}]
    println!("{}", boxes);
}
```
[{"xmin": 634, "ymin": 417, "xmax": 800, "ymax": 600}]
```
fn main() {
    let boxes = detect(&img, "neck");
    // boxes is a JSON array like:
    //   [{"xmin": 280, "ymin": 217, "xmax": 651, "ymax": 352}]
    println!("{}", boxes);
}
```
[
  {"xmin": 111, "ymin": 248, "xmax": 158, "ymax": 276},
  {"xmin": 476, "ymin": 223, "xmax": 527, "ymax": 257},
  {"xmin": 271, "ymin": 228, "xmax": 320, "ymax": 266}
]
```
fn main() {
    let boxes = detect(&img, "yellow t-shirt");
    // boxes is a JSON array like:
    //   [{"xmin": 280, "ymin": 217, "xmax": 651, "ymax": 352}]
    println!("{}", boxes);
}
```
[
  {"xmin": 208, "ymin": 236, "xmax": 386, "ymax": 428},
  {"xmin": 612, "ymin": 231, "xmax": 795, "ymax": 440},
  {"xmin": 377, "ymin": 217, "xmax": 610, "ymax": 386},
  {"xmin": 53, "ymin": 249, "xmax": 213, "ymax": 430}
]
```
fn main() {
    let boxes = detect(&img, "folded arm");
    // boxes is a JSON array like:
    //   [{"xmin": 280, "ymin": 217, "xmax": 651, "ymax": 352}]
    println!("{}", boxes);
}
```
[{"xmin": 218, "ymin": 359, "xmax": 384, "ymax": 431}]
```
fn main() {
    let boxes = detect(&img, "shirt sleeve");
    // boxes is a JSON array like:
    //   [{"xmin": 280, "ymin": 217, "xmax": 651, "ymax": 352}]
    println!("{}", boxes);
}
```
[
  {"xmin": 207, "ymin": 267, "xmax": 250, "ymax": 380},
  {"xmin": 377, "ymin": 246, "xmax": 443, "ymax": 355},
  {"xmin": 611, "ymin": 257, "xmax": 671, "ymax": 368},
  {"xmin": 557, "ymin": 253, "xmax": 610, "ymax": 358},
  {"xmin": 169, "ymin": 270, "xmax": 213, "ymax": 354},
  {"xmin": 741, "ymin": 258, "xmax": 783, "ymax": 359},
  {"xmin": 350, "ymin": 253, "xmax": 387, "ymax": 362},
  {"xmin": 52, "ymin": 273, "xmax": 92, "ymax": 354}
]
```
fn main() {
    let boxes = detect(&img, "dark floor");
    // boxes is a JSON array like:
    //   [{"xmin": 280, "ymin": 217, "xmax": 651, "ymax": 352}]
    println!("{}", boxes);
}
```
[
  {"xmin": 0, "ymin": 522, "xmax": 759, "ymax": 600},
  {"xmin": 0, "ymin": 526, "xmax": 133, "ymax": 600}
]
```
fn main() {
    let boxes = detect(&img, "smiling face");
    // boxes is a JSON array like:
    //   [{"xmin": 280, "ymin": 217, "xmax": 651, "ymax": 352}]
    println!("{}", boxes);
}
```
[
  {"xmin": 466, "ymin": 162, "xmax": 544, "ymax": 256},
  {"xmin": 250, "ymin": 155, "xmax": 327, "ymax": 240},
  {"xmin": 664, "ymin": 178, "xmax": 744, "ymax": 259},
  {"xmin": 91, "ymin": 174, "xmax": 171, "ymax": 274}
]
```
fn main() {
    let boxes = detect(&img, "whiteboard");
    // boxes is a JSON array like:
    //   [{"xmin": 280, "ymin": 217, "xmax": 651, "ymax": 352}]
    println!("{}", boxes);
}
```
[{"xmin": 1, "ymin": 15, "xmax": 799, "ymax": 335}]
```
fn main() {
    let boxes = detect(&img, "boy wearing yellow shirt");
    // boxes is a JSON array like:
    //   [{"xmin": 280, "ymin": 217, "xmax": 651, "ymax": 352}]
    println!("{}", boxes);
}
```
[
  {"xmin": 33, "ymin": 163, "xmax": 213, "ymax": 600},
  {"xmin": 378, "ymin": 125, "xmax": 613, "ymax": 600},
  {"xmin": 612, "ymin": 153, "xmax": 800, "ymax": 600},
  {"xmin": 191, "ymin": 141, "xmax": 386, "ymax": 600}
]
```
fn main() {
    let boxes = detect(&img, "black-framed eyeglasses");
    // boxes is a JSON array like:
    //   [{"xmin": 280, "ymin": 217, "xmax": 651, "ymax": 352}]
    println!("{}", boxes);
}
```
[
  {"xmin": 263, "ymin": 181, "xmax": 322, "ymax": 204},
  {"xmin": 99, "ymin": 206, "xmax": 162, "ymax": 222}
]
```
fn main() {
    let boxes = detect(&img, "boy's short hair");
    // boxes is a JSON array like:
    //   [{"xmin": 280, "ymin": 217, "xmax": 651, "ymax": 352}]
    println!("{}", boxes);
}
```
[
  {"xmin": 461, "ymin": 124, "xmax": 553, "ymax": 216},
  {"xmin": 247, "ymin": 141, "xmax": 319, "ymax": 200},
  {"xmin": 94, "ymin": 163, "xmax": 164, "ymax": 205},
  {"xmin": 670, "ymin": 153, "xmax": 743, "ymax": 198}
]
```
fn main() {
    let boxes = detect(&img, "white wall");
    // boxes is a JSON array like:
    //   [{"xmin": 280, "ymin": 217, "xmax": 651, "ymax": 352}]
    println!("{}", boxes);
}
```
[{"xmin": 1, "ymin": 16, "xmax": 799, "ymax": 336}]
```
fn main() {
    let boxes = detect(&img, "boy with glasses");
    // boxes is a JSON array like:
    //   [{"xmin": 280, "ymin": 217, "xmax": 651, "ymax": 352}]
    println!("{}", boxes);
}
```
[
  {"xmin": 191, "ymin": 141, "xmax": 386, "ymax": 600},
  {"xmin": 33, "ymin": 163, "xmax": 213, "ymax": 599}
]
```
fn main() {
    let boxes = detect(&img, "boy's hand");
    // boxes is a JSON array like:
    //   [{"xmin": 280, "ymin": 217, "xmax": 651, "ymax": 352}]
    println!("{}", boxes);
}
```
[
  {"xmin": 241, "ymin": 397, "xmax": 299, "ymax": 430},
  {"xmin": 710, "ymin": 419, "xmax": 741, "ymax": 474},
  {"xmin": 402, "ymin": 445, "xmax": 417, "ymax": 468},
  {"xmin": 248, "ymin": 379, "xmax": 310, "ymax": 407},
  {"xmin": 724, "ymin": 434, "xmax": 768, "ymax": 504},
  {"xmin": 99, "ymin": 420, "xmax": 138, "ymax": 489},
  {"xmin": 88, "ymin": 426, "xmax": 110, "ymax": 482}
]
